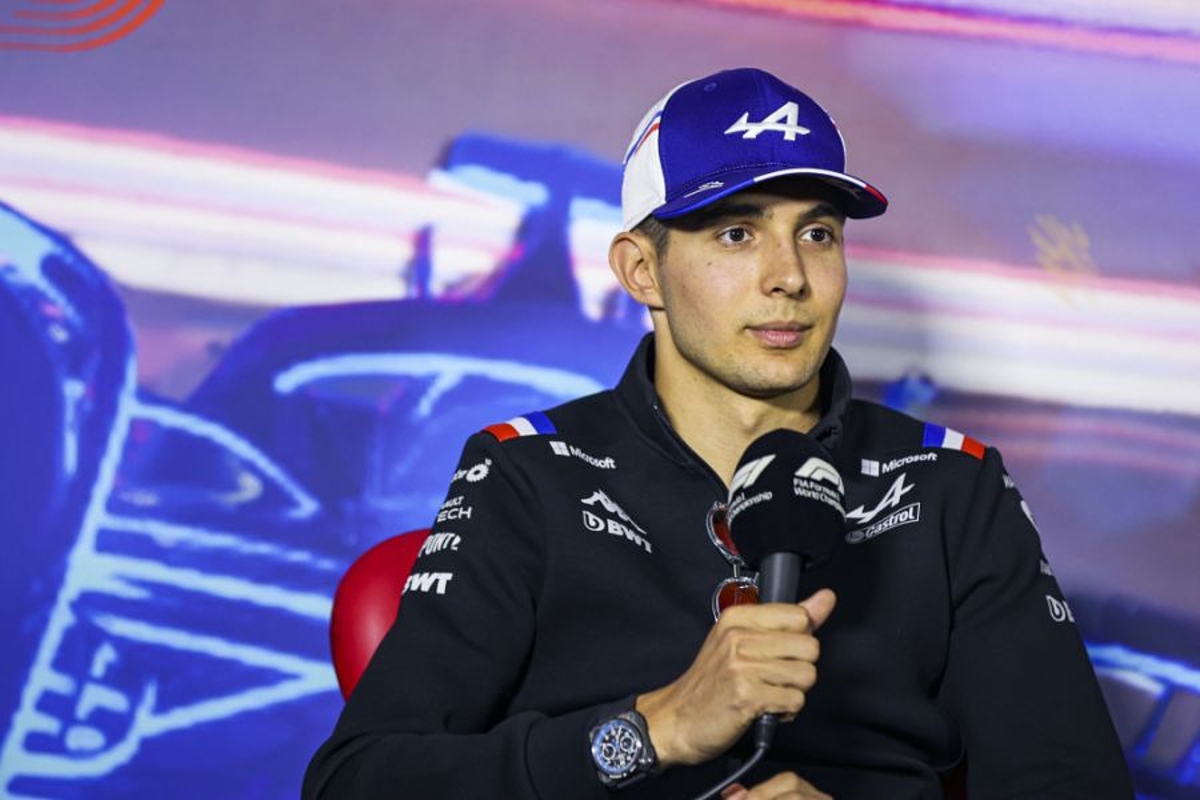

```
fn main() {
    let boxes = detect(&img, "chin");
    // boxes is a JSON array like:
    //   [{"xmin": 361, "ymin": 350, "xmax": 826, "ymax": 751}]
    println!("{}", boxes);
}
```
[{"xmin": 731, "ymin": 372, "xmax": 815, "ymax": 399}]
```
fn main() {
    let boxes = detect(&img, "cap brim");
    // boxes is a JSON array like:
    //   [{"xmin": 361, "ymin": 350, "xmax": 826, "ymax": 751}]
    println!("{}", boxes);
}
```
[{"xmin": 652, "ymin": 167, "xmax": 887, "ymax": 222}]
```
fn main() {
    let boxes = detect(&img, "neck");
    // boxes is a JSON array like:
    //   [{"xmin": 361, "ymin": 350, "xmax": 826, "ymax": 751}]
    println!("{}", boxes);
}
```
[{"xmin": 655, "ymin": 360, "xmax": 824, "ymax": 489}]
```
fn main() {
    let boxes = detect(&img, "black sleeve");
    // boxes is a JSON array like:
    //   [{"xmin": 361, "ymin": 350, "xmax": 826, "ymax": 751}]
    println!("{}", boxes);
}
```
[
  {"xmin": 302, "ymin": 433, "xmax": 615, "ymax": 799},
  {"xmin": 937, "ymin": 447, "xmax": 1135, "ymax": 798}
]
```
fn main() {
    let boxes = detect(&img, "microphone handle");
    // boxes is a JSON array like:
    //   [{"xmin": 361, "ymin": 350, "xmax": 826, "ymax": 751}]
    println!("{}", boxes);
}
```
[
  {"xmin": 757, "ymin": 552, "xmax": 803, "ymax": 603},
  {"xmin": 753, "ymin": 552, "xmax": 805, "ymax": 751}
]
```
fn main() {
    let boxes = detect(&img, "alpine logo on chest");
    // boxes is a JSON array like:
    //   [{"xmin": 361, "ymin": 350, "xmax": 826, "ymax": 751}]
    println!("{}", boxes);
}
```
[{"xmin": 845, "ymin": 472, "xmax": 922, "ymax": 544}]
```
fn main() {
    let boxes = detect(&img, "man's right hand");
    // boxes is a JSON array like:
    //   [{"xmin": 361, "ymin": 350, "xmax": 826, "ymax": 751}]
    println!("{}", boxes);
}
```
[{"xmin": 635, "ymin": 588, "xmax": 836, "ymax": 767}]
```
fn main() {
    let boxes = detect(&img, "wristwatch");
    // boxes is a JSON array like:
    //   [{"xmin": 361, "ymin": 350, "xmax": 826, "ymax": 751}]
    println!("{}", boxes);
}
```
[{"xmin": 588, "ymin": 708, "xmax": 659, "ymax": 788}]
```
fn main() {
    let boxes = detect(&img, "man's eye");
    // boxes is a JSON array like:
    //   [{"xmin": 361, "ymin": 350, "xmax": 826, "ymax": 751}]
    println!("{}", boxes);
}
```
[
  {"xmin": 719, "ymin": 227, "xmax": 749, "ymax": 244},
  {"xmin": 804, "ymin": 227, "xmax": 834, "ymax": 244}
]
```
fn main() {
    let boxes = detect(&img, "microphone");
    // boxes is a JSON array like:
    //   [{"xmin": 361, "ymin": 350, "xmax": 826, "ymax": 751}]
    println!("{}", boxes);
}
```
[{"xmin": 726, "ymin": 428, "xmax": 845, "ymax": 752}]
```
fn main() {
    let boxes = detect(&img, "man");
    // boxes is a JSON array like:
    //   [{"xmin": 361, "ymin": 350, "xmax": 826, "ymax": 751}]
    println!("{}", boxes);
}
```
[{"xmin": 303, "ymin": 67, "xmax": 1133, "ymax": 799}]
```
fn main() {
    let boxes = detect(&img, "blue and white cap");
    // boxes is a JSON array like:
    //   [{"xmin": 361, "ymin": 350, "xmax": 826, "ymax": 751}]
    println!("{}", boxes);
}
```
[{"xmin": 621, "ymin": 67, "xmax": 887, "ymax": 231}]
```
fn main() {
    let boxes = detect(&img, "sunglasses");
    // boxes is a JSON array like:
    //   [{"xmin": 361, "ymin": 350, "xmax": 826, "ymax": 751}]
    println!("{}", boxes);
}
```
[{"xmin": 706, "ymin": 501, "xmax": 759, "ymax": 620}]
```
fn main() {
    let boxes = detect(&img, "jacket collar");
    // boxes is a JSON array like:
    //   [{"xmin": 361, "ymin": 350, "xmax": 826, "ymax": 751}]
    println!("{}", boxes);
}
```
[{"xmin": 615, "ymin": 333, "xmax": 852, "ymax": 469}]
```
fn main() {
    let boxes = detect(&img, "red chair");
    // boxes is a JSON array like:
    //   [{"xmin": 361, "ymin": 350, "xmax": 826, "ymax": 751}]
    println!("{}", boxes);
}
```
[{"xmin": 330, "ymin": 529, "xmax": 430, "ymax": 698}]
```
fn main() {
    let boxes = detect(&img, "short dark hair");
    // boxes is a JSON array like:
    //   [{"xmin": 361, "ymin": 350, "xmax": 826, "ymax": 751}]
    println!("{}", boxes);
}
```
[{"xmin": 634, "ymin": 215, "xmax": 671, "ymax": 258}]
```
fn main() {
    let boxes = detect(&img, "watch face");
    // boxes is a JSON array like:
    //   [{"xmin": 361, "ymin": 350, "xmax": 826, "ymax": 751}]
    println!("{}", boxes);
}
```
[{"xmin": 591, "ymin": 718, "xmax": 643, "ymax": 778}]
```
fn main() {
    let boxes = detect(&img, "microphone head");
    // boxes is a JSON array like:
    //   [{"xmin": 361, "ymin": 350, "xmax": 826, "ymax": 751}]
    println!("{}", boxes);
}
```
[{"xmin": 727, "ymin": 428, "xmax": 845, "ymax": 571}]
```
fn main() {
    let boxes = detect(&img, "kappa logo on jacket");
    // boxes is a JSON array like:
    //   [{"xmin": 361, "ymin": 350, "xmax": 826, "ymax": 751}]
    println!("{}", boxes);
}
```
[{"xmin": 581, "ymin": 490, "xmax": 652, "ymax": 554}]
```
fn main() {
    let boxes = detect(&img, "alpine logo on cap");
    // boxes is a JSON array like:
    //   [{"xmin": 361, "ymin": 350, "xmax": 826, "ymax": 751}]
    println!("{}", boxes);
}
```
[{"xmin": 725, "ymin": 101, "xmax": 811, "ymax": 141}]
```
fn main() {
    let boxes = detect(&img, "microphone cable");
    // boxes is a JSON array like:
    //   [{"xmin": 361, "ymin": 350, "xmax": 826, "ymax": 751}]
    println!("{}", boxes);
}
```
[{"xmin": 690, "ymin": 738, "xmax": 770, "ymax": 800}]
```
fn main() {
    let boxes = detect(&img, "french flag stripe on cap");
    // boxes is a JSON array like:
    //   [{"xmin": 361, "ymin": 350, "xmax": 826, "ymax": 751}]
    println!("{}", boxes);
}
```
[
  {"xmin": 626, "ymin": 114, "xmax": 662, "ymax": 163},
  {"xmin": 483, "ymin": 411, "xmax": 556, "ymax": 442},
  {"xmin": 922, "ymin": 423, "xmax": 985, "ymax": 460}
]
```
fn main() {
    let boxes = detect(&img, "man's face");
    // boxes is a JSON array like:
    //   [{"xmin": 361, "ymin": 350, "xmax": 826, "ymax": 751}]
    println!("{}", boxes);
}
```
[{"xmin": 645, "ymin": 182, "xmax": 848, "ymax": 402}]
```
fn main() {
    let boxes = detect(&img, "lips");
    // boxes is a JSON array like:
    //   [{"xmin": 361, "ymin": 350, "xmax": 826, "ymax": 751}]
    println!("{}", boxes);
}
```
[{"xmin": 748, "ymin": 322, "xmax": 812, "ymax": 348}]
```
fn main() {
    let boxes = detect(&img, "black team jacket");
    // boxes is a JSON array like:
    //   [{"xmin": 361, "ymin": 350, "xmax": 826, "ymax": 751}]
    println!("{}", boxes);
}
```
[{"xmin": 304, "ymin": 334, "xmax": 1133, "ymax": 799}]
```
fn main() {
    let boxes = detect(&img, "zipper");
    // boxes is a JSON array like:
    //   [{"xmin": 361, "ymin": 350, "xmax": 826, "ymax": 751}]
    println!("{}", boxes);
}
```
[{"xmin": 650, "ymin": 399, "xmax": 729, "ymax": 496}]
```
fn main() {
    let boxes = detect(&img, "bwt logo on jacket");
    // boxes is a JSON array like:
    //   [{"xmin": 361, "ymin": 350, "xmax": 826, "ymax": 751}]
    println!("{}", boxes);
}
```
[
  {"xmin": 404, "ymin": 572, "xmax": 454, "ymax": 595},
  {"xmin": 580, "ymin": 490, "xmax": 652, "ymax": 554}
]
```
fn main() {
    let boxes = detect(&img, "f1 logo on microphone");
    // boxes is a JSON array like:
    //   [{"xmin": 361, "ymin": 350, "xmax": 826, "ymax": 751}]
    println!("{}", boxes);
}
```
[
  {"xmin": 793, "ymin": 457, "xmax": 846, "ymax": 516},
  {"xmin": 730, "ymin": 455, "xmax": 776, "ymax": 495},
  {"xmin": 794, "ymin": 457, "xmax": 844, "ymax": 494}
]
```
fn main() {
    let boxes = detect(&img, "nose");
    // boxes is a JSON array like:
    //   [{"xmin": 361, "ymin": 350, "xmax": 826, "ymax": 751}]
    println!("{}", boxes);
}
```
[{"xmin": 760, "ymin": 235, "xmax": 807, "ymax": 297}]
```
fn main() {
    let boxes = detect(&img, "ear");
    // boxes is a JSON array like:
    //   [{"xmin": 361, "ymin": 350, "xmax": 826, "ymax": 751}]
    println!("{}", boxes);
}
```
[{"xmin": 608, "ymin": 231, "xmax": 664, "ymax": 310}]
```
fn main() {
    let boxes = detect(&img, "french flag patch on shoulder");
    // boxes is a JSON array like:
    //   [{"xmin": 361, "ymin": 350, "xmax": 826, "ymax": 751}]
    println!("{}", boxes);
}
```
[
  {"xmin": 922, "ymin": 423, "xmax": 985, "ymax": 460},
  {"xmin": 483, "ymin": 411, "xmax": 556, "ymax": 442}
]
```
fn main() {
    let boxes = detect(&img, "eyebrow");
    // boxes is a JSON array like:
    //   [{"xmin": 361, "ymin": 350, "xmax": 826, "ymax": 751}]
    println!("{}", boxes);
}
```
[{"xmin": 680, "ymin": 199, "xmax": 845, "ymax": 229}]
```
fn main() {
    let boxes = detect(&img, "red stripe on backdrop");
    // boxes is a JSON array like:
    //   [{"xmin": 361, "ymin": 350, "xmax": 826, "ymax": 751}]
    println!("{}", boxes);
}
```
[
  {"xmin": 15, "ymin": 0, "xmax": 122, "ymax": 22},
  {"xmin": 0, "ymin": 0, "xmax": 164, "ymax": 51}
]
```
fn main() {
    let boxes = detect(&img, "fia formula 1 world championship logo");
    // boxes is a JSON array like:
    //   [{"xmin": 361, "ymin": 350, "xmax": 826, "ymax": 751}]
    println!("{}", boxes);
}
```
[{"xmin": 0, "ymin": 0, "xmax": 165, "ymax": 52}]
